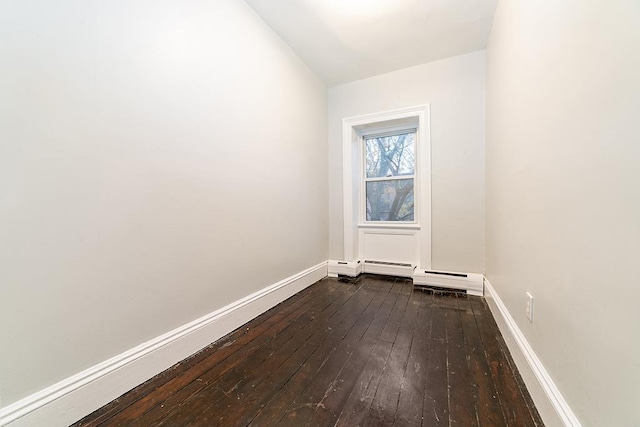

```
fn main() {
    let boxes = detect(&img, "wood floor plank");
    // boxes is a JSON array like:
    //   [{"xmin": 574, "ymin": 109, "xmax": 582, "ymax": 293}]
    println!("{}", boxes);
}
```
[
  {"xmin": 196, "ymin": 278, "xmax": 394, "ymax": 427},
  {"xmin": 81, "ymin": 279, "xmax": 341, "ymax": 427},
  {"xmin": 362, "ymin": 283, "xmax": 422, "ymax": 426},
  {"xmin": 468, "ymin": 297, "xmax": 542, "ymax": 426},
  {"xmin": 307, "ymin": 280, "xmax": 409, "ymax": 427},
  {"xmin": 458, "ymin": 296, "xmax": 507, "ymax": 427},
  {"xmin": 503, "ymin": 345, "xmax": 545, "ymax": 427},
  {"xmin": 274, "ymin": 278, "xmax": 399, "ymax": 426},
  {"xmin": 274, "ymin": 291, "xmax": 388, "ymax": 425},
  {"xmin": 446, "ymin": 294, "xmax": 480, "ymax": 426},
  {"xmin": 116, "ymin": 279, "xmax": 354, "ymax": 427},
  {"xmin": 422, "ymin": 291, "xmax": 452, "ymax": 426},
  {"xmin": 330, "ymin": 281, "xmax": 413, "ymax": 426},
  {"xmin": 139, "ymin": 279, "xmax": 362, "ymax": 426},
  {"xmin": 245, "ymin": 278, "xmax": 399, "ymax": 426},
  {"xmin": 393, "ymin": 290, "xmax": 433, "ymax": 426},
  {"xmin": 74, "ymin": 279, "xmax": 333, "ymax": 427},
  {"xmin": 72, "ymin": 276, "xmax": 545, "ymax": 427}
]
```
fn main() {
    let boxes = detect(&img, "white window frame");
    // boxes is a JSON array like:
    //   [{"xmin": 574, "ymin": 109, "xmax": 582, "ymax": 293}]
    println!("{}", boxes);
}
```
[
  {"xmin": 360, "ymin": 127, "xmax": 418, "ymax": 225},
  {"xmin": 342, "ymin": 105, "xmax": 431, "ymax": 269}
]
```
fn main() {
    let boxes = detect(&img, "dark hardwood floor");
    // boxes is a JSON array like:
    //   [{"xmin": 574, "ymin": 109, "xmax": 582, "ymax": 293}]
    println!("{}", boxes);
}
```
[{"xmin": 73, "ymin": 275, "xmax": 543, "ymax": 427}]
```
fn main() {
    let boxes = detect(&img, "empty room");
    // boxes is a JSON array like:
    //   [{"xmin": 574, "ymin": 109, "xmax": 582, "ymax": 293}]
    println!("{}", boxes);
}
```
[{"xmin": 1, "ymin": 0, "xmax": 638, "ymax": 426}]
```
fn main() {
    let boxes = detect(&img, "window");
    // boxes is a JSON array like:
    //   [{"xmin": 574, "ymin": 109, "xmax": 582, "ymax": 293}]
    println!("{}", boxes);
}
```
[{"xmin": 364, "ymin": 131, "xmax": 416, "ymax": 222}]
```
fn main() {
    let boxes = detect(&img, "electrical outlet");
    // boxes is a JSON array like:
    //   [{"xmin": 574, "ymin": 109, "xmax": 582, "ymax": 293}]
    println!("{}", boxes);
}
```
[{"xmin": 526, "ymin": 292, "xmax": 534, "ymax": 322}]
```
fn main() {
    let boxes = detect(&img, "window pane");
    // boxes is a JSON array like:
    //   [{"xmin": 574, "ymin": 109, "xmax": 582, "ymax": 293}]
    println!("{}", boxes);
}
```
[
  {"xmin": 365, "ymin": 132, "xmax": 415, "ymax": 178},
  {"xmin": 366, "ymin": 179, "xmax": 414, "ymax": 221}
]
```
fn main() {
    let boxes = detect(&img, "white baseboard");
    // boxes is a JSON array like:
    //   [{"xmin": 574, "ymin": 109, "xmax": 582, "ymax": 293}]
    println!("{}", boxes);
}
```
[
  {"xmin": 0, "ymin": 261, "xmax": 328, "ymax": 427},
  {"xmin": 483, "ymin": 277, "xmax": 582, "ymax": 427}
]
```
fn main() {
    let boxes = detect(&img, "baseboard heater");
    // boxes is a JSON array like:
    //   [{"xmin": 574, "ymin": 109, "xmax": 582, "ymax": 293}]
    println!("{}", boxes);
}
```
[
  {"xmin": 412, "ymin": 269, "xmax": 484, "ymax": 296},
  {"xmin": 327, "ymin": 259, "xmax": 414, "ymax": 278},
  {"xmin": 328, "ymin": 260, "xmax": 363, "ymax": 277},
  {"xmin": 328, "ymin": 261, "xmax": 484, "ymax": 296},
  {"xmin": 363, "ymin": 260, "xmax": 415, "ymax": 278}
]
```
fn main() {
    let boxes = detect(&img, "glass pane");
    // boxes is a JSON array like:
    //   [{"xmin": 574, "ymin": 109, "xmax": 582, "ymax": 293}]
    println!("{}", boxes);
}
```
[
  {"xmin": 365, "ymin": 132, "xmax": 415, "ymax": 178},
  {"xmin": 366, "ymin": 179, "xmax": 414, "ymax": 221}
]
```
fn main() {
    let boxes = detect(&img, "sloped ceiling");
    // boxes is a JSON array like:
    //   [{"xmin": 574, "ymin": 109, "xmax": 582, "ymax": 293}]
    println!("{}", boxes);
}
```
[{"xmin": 245, "ymin": 0, "xmax": 498, "ymax": 86}]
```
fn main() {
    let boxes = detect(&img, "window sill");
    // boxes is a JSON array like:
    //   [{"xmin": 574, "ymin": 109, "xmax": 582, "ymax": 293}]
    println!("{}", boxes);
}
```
[{"xmin": 358, "ymin": 223, "xmax": 421, "ymax": 230}]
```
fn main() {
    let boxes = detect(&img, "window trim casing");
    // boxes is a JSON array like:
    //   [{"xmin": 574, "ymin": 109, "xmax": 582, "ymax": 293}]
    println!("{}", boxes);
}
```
[{"xmin": 341, "ymin": 105, "xmax": 431, "ymax": 269}]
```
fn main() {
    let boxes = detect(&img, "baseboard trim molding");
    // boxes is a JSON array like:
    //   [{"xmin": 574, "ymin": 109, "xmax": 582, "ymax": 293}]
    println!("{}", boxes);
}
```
[
  {"xmin": 0, "ymin": 261, "xmax": 328, "ymax": 427},
  {"xmin": 483, "ymin": 277, "xmax": 582, "ymax": 427}
]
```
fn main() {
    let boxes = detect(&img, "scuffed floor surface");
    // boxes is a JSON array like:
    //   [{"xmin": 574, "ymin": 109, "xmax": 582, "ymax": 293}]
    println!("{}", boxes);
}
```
[{"xmin": 73, "ymin": 274, "xmax": 543, "ymax": 426}]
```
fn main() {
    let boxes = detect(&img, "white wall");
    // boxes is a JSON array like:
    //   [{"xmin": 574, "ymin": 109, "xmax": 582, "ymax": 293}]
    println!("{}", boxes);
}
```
[
  {"xmin": 0, "ymin": 0, "xmax": 327, "ymax": 407},
  {"xmin": 486, "ymin": 1, "xmax": 640, "ymax": 425},
  {"xmin": 329, "ymin": 51, "xmax": 486, "ymax": 273}
]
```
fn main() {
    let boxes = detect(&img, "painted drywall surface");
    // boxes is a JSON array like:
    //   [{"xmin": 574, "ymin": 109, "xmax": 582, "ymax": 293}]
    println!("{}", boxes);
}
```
[
  {"xmin": 329, "ymin": 51, "xmax": 486, "ymax": 273},
  {"xmin": 0, "ymin": 0, "xmax": 327, "ymax": 407},
  {"xmin": 485, "ymin": 1, "xmax": 640, "ymax": 425}
]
